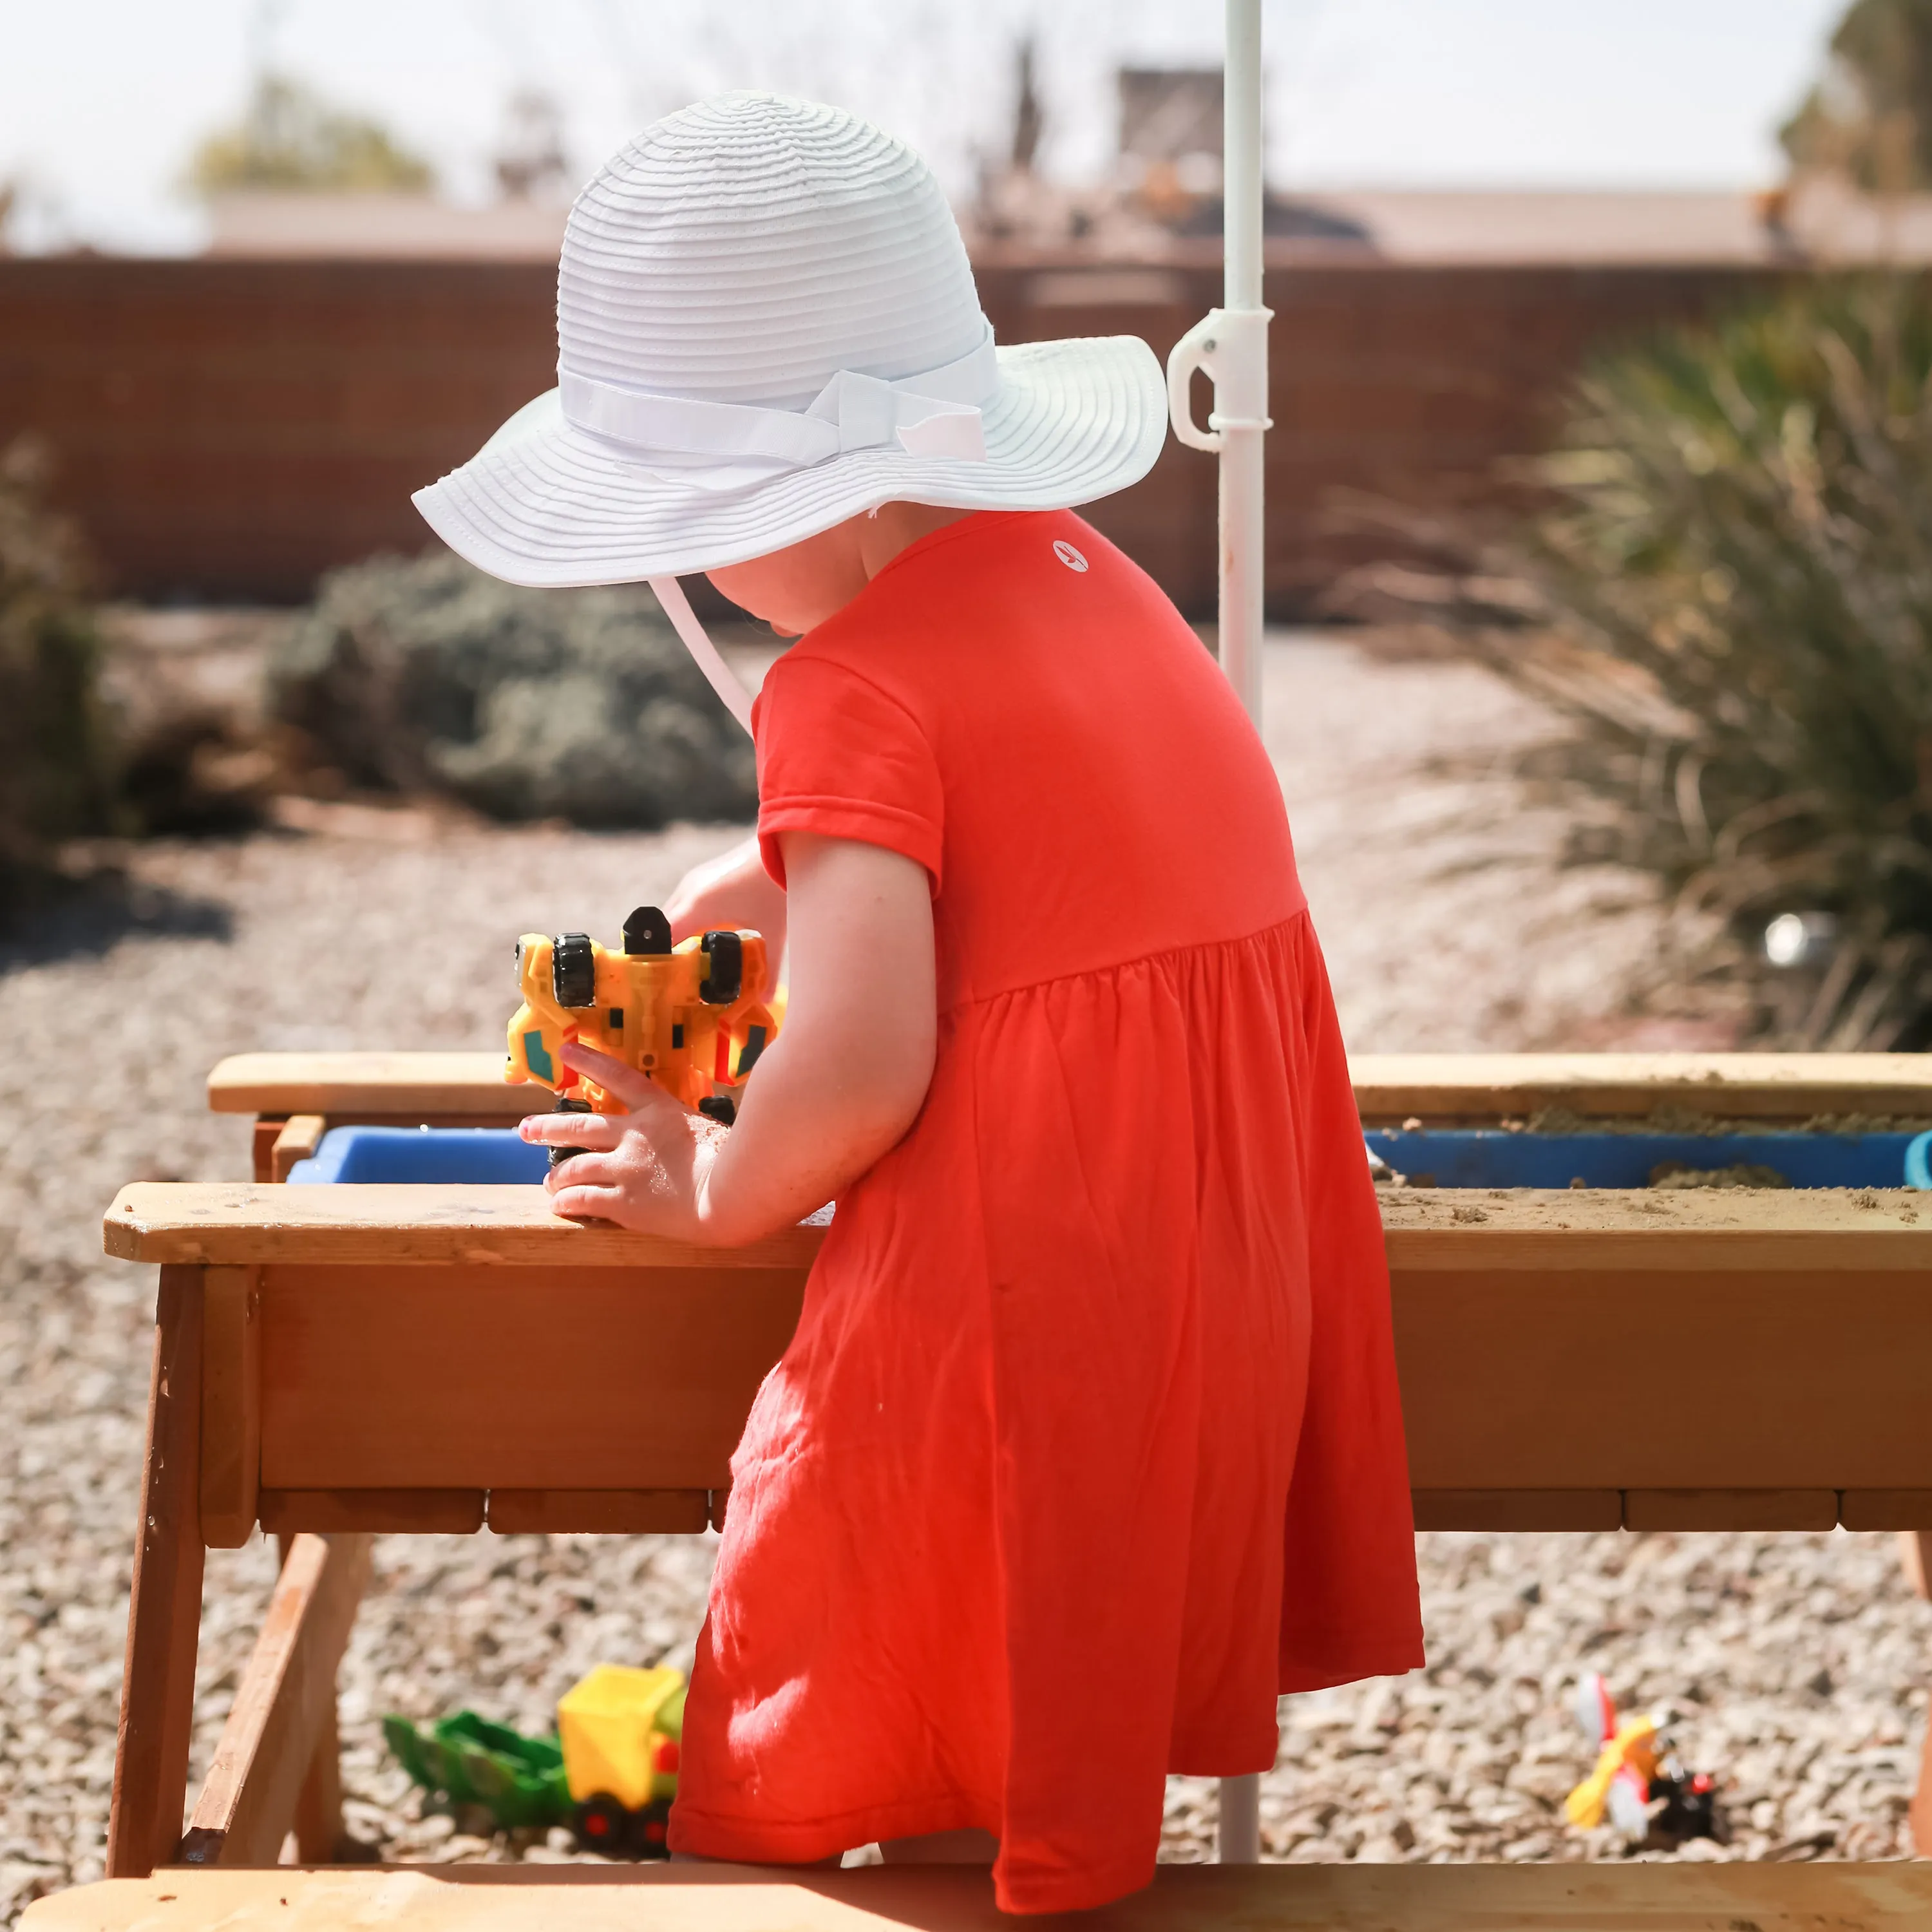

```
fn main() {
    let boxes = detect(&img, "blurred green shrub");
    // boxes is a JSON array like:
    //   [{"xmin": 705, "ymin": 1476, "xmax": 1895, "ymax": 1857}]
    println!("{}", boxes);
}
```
[
  {"xmin": 269, "ymin": 550, "xmax": 757, "ymax": 828},
  {"xmin": 1337, "ymin": 276, "xmax": 1932, "ymax": 1048},
  {"xmin": 0, "ymin": 439, "xmax": 116, "ymax": 898}
]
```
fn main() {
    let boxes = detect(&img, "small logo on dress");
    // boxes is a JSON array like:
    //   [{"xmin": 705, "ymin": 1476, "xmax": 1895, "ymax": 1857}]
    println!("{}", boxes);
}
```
[{"xmin": 1052, "ymin": 540, "xmax": 1089, "ymax": 573}]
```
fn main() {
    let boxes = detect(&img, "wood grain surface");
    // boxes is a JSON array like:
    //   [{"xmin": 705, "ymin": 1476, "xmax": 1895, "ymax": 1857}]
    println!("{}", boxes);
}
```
[
  {"xmin": 24, "ymin": 1860, "xmax": 1932, "ymax": 1931},
  {"xmin": 210, "ymin": 1048, "xmax": 1932, "ymax": 1124},
  {"xmin": 178, "ymin": 1533, "xmax": 371, "ymax": 1868},
  {"xmin": 255, "ymin": 1263, "xmax": 805, "ymax": 1492},
  {"xmin": 104, "ymin": 1185, "xmax": 828, "ymax": 1269},
  {"xmin": 208, "ymin": 1053, "xmax": 535, "ymax": 1119},
  {"xmin": 104, "ymin": 1180, "xmax": 1932, "ymax": 1269},
  {"xmin": 484, "ymin": 1489, "xmax": 712, "ymax": 1535},
  {"xmin": 198, "ymin": 1267, "xmax": 261, "ymax": 1551},
  {"xmin": 256, "ymin": 1490, "xmax": 488, "ymax": 1536},
  {"xmin": 106, "ymin": 1269, "xmax": 206, "ymax": 1879},
  {"xmin": 1394, "ymin": 1265, "xmax": 1932, "ymax": 1491},
  {"xmin": 1350, "ymin": 1050, "xmax": 1932, "ymax": 1119}
]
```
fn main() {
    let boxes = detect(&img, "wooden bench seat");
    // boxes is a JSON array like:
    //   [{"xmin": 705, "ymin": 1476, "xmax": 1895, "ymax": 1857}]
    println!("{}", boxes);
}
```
[{"xmin": 26, "ymin": 1857, "xmax": 1932, "ymax": 1931}]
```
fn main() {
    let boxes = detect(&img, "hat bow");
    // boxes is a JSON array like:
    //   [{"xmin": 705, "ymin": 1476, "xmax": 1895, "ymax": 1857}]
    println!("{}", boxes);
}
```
[{"xmin": 558, "ymin": 321, "xmax": 998, "ymax": 484}]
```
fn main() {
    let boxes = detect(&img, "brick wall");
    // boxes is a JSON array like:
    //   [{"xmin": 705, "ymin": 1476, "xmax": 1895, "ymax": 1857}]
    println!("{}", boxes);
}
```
[{"xmin": 0, "ymin": 253, "xmax": 1778, "ymax": 611}]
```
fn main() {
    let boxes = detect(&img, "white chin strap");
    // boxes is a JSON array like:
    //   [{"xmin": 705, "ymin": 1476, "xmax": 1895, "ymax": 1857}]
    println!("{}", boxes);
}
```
[{"xmin": 649, "ymin": 576, "xmax": 757, "ymax": 736}]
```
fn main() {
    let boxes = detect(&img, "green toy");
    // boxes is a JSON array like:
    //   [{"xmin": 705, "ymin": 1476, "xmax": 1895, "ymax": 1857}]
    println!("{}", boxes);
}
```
[
  {"xmin": 381, "ymin": 1712, "xmax": 571, "ymax": 1833},
  {"xmin": 385, "ymin": 1665, "xmax": 686, "ymax": 1859}
]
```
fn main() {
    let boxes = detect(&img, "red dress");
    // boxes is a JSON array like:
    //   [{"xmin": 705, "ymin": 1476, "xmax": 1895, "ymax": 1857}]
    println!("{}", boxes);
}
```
[{"xmin": 667, "ymin": 510, "xmax": 1422, "ymax": 1912}]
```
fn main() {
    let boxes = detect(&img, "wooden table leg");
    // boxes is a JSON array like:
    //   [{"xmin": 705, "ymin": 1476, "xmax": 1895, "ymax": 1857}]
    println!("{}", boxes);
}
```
[
  {"xmin": 1902, "ymin": 1530, "xmax": 1931, "ymax": 1602},
  {"xmin": 269, "ymin": 1117, "xmax": 326, "ymax": 1184},
  {"xmin": 276, "ymin": 1533, "xmax": 359, "ymax": 1862},
  {"xmin": 1913, "ymin": 1722, "xmax": 1932, "ymax": 1857},
  {"xmin": 108, "ymin": 1265, "xmax": 207, "ymax": 1877},
  {"xmin": 290, "ymin": 1703, "xmax": 348, "ymax": 1862},
  {"xmin": 1904, "ymin": 1530, "xmax": 1932, "ymax": 1854},
  {"xmin": 180, "ymin": 1532, "xmax": 372, "ymax": 1865},
  {"xmin": 249, "ymin": 1120, "xmax": 286, "ymax": 1184}
]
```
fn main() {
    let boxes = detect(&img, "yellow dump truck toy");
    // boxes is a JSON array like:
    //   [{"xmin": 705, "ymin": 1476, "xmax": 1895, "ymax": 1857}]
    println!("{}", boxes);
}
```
[
  {"xmin": 508, "ymin": 905, "xmax": 777, "ymax": 1126},
  {"xmin": 384, "ymin": 1662, "xmax": 686, "ymax": 1859}
]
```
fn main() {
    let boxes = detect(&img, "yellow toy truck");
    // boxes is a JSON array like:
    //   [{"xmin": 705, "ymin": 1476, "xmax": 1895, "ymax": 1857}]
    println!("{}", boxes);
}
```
[
  {"xmin": 385, "ymin": 1663, "xmax": 685, "ymax": 1859},
  {"xmin": 508, "ymin": 905, "xmax": 777, "ymax": 1127}
]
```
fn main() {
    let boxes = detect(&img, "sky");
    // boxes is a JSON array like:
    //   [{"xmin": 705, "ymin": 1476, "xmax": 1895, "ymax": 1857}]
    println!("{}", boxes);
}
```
[{"xmin": 0, "ymin": 0, "xmax": 1853, "ymax": 254}]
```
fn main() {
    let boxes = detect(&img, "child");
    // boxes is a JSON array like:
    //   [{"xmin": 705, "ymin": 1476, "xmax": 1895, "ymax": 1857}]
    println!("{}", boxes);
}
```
[{"xmin": 415, "ymin": 92, "xmax": 1422, "ymax": 1915}]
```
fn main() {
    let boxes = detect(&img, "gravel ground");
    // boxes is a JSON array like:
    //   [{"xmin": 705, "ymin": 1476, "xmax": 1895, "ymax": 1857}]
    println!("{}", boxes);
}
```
[{"xmin": 1, "ymin": 632, "xmax": 1923, "ymax": 1921}]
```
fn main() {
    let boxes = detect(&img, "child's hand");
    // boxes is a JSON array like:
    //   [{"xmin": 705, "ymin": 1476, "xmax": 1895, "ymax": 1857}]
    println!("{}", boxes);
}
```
[
  {"xmin": 518, "ymin": 1041, "xmax": 727, "ymax": 1240},
  {"xmin": 664, "ymin": 835, "xmax": 786, "ymax": 996},
  {"xmin": 523, "ymin": 835, "xmax": 933, "ymax": 1249}
]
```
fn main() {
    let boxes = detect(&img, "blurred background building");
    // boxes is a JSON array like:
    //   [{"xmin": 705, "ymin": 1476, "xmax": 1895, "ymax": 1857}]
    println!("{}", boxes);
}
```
[{"xmin": 2, "ymin": 0, "xmax": 1928, "ymax": 613}]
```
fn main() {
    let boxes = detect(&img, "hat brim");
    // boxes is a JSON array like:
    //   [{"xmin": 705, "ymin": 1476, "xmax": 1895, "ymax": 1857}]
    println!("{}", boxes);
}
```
[{"xmin": 412, "ymin": 336, "xmax": 1168, "ymax": 587}]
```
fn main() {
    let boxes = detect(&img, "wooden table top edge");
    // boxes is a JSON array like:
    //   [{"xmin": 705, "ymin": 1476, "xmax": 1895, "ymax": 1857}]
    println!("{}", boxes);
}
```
[
  {"xmin": 208, "ymin": 1049, "xmax": 1932, "ymax": 1120},
  {"xmin": 102, "ymin": 1182, "xmax": 831, "ymax": 1268},
  {"xmin": 101, "ymin": 1180, "xmax": 1932, "ymax": 1269},
  {"xmin": 21, "ymin": 1858, "xmax": 1932, "ymax": 1932},
  {"xmin": 1353, "ymin": 1050, "xmax": 1932, "ymax": 1115},
  {"xmin": 207, "ymin": 1050, "xmax": 531, "ymax": 1117}
]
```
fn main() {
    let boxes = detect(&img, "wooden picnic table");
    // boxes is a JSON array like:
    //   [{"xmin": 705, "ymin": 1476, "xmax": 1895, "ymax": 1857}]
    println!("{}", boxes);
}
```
[
  {"xmin": 79, "ymin": 1048, "xmax": 1932, "ymax": 1893},
  {"xmin": 99, "ymin": 1174, "xmax": 1932, "ymax": 1879}
]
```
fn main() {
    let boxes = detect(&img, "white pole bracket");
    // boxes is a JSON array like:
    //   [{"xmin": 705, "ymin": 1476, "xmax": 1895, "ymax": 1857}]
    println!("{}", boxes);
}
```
[{"xmin": 1166, "ymin": 307, "xmax": 1274, "ymax": 453}]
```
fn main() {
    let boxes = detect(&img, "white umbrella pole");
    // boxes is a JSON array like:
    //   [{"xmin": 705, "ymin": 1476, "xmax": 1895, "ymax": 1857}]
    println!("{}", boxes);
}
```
[
  {"xmin": 1165, "ymin": 0, "xmax": 1272, "ymax": 731},
  {"xmin": 1166, "ymin": 0, "xmax": 1273, "ymax": 1868},
  {"xmin": 1218, "ymin": 0, "xmax": 1267, "ymax": 727}
]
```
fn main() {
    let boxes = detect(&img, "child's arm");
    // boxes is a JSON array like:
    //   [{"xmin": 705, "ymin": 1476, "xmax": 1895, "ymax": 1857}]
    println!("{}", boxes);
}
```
[
  {"xmin": 524, "ymin": 832, "xmax": 936, "ymax": 1243},
  {"xmin": 663, "ymin": 834, "xmax": 788, "ymax": 996}
]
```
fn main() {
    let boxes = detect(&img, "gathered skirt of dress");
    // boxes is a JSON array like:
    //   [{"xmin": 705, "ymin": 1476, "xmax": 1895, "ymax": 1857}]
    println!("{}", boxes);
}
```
[{"xmin": 667, "ymin": 911, "xmax": 1422, "ymax": 1912}]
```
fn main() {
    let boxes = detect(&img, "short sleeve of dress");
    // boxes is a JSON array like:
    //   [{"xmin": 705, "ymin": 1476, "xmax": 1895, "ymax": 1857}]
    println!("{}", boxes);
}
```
[{"xmin": 754, "ymin": 652, "xmax": 945, "ymax": 893}]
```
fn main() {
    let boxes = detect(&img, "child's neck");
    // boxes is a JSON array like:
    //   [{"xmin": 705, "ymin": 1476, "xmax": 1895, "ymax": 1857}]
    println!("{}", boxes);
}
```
[
  {"xmin": 705, "ymin": 502, "xmax": 978, "ymax": 638},
  {"xmin": 855, "ymin": 502, "xmax": 973, "ymax": 578}
]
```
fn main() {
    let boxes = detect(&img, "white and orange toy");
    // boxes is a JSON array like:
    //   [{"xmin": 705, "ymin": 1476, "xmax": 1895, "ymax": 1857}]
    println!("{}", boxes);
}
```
[{"xmin": 507, "ymin": 906, "xmax": 777, "ymax": 1124}]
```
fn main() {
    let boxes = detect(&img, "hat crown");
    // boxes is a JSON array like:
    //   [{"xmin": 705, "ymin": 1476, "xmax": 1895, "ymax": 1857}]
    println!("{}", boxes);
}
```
[{"xmin": 560, "ymin": 93, "xmax": 986, "ymax": 413}]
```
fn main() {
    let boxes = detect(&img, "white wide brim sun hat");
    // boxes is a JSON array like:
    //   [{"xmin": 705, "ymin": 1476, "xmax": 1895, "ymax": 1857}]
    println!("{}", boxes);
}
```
[{"xmin": 413, "ymin": 92, "xmax": 1169, "ymax": 589}]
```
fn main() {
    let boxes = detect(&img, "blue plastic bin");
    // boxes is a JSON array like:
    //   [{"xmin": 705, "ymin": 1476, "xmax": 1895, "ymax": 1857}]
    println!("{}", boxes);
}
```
[
  {"xmin": 1363, "ymin": 1128, "xmax": 1932, "ymax": 1190},
  {"xmin": 287, "ymin": 1126, "xmax": 551, "ymax": 1184},
  {"xmin": 287, "ymin": 1123, "xmax": 1932, "ymax": 1191}
]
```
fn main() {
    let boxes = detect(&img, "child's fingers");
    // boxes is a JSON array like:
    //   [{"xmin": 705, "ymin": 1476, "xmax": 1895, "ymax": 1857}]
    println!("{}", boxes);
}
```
[
  {"xmin": 520, "ymin": 1110, "xmax": 624, "ymax": 1148},
  {"xmin": 557, "ymin": 1041, "xmax": 664, "ymax": 1112},
  {"xmin": 542, "ymin": 1148, "xmax": 614, "ymax": 1191},
  {"xmin": 547, "ymin": 1182, "xmax": 630, "ymax": 1222}
]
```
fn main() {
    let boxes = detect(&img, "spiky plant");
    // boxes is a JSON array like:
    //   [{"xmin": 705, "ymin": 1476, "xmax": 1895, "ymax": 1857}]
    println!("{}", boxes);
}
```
[{"xmin": 1336, "ymin": 276, "xmax": 1932, "ymax": 1047}]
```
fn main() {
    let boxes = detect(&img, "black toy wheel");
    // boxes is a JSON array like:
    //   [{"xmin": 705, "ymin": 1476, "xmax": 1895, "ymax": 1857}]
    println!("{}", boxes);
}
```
[
  {"xmin": 549, "ymin": 1094, "xmax": 592, "ymax": 1169},
  {"xmin": 697, "ymin": 1095, "xmax": 736, "ymax": 1126},
  {"xmin": 699, "ymin": 930, "xmax": 743, "ymax": 1003},
  {"xmin": 552, "ymin": 932, "xmax": 597, "ymax": 1008},
  {"xmin": 628, "ymin": 1799, "xmax": 673, "ymax": 1859},
  {"xmin": 573, "ymin": 1792, "xmax": 630, "ymax": 1855}
]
